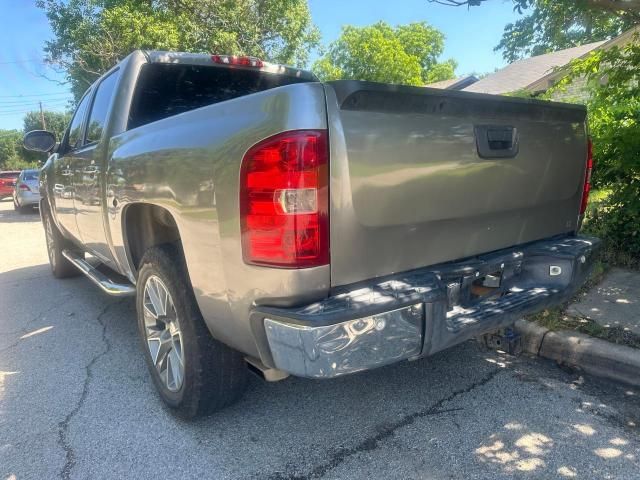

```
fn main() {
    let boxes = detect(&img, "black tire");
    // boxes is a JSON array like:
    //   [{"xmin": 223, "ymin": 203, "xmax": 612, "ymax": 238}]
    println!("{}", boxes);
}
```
[
  {"xmin": 41, "ymin": 204, "xmax": 82, "ymax": 278},
  {"xmin": 136, "ymin": 244, "xmax": 248, "ymax": 419},
  {"xmin": 14, "ymin": 200, "xmax": 30, "ymax": 214}
]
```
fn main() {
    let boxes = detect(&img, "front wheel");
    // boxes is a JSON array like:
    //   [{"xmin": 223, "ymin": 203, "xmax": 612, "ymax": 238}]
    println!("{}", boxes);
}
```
[
  {"xmin": 136, "ymin": 244, "xmax": 248, "ymax": 419},
  {"xmin": 41, "ymin": 205, "xmax": 82, "ymax": 278}
]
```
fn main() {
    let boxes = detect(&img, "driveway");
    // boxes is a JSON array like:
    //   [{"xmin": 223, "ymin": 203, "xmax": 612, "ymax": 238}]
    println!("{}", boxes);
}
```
[{"xmin": 0, "ymin": 199, "xmax": 639, "ymax": 480}]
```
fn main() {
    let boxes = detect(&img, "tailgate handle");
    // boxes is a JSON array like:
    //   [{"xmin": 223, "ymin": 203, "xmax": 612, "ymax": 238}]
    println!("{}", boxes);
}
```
[{"xmin": 475, "ymin": 125, "xmax": 519, "ymax": 159}]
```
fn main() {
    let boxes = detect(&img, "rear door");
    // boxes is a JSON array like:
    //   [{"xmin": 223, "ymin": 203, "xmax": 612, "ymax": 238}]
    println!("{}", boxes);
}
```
[
  {"xmin": 73, "ymin": 68, "xmax": 120, "ymax": 266},
  {"xmin": 325, "ymin": 81, "xmax": 589, "ymax": 287}
]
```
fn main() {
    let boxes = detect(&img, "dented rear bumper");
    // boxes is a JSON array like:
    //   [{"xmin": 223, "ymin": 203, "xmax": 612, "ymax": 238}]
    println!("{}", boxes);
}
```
[{"xmin": 253, "ymin": 235, "xmax": 600, "ymax": 378}]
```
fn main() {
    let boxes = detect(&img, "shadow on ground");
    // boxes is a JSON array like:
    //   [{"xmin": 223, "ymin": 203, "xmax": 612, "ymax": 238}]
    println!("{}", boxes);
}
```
[
  {"xmin": 0, "ymin": 262, "xmax": 639, "ymax": 480},
  {"xmin": 0, "ymin": 206, "xmax": 39, "ymax": 223}
]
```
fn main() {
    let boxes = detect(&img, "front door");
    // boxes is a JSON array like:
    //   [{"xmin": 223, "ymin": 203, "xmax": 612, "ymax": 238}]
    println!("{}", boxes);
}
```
[
  {"xmin": 73, "ymin": 69, "xmax": 120, "ymax": 266},
  {"xmin": 52, "ymin": 92, "xmax": 92, "ymax": 242}
]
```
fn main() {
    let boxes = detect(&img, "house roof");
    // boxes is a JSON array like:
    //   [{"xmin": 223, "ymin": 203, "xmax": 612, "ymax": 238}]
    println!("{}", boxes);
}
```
[
  {"xmin": 525, "ymin": 25, "xmax": 640, "ymax": 93},
  {"xmin": 424, "ymin": 75, "xmax": 479, "ymax": 90},
  {"xmin": 462, "ymin": 41, "xmax": 606, "ymax": 95}
]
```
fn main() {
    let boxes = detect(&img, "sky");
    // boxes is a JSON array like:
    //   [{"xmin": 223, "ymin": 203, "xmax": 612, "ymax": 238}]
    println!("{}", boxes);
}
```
[{"xmin": 0, "ymin": 0, "xmax": 521, "ymax": 131}]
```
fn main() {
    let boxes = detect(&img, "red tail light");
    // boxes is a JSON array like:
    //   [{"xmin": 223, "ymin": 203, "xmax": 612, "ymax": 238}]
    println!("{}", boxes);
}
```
[
  {"xmin": 211, "ymin": 55, "xmax": 264, "ymax": 68},
  {"xmin": 19, "ymin": 184, "xmax": 30, "ymax": 191},
  {"xmin": 240, "ymin": 130, "xmax": 329, "ymax": 268},
  {"xmin": 580, "ymin": 137, "xmax": 593, "ymax": 215}
]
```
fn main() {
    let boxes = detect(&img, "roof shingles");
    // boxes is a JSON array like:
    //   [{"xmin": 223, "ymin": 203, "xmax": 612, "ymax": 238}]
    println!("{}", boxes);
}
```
[{"xmin": 462, "ymin": 41, "xmax": 605, "ymax": 95}]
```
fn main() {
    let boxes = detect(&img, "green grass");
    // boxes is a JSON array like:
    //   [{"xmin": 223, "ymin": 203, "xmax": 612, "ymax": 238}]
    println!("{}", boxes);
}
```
[
  {"xmin": 581, "ymin": 188, "xmax": 639, "ymax": 271},
  {"xmin": 526, "ymin": 259, "xmax": 640, "ymax": 349},
  {"xmin": 531, "ymin": 309, "xmax": 640, "ymax": 349}
]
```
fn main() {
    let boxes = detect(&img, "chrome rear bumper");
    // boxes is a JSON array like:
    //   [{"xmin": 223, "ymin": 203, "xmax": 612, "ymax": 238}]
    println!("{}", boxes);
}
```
[
  {"xmin": 254, "ymin": 235, "xmax": 600, "ymax": 378},
  {"xmin": 15, "ymin": 190, "xmax": 41, "ymax": 206}
]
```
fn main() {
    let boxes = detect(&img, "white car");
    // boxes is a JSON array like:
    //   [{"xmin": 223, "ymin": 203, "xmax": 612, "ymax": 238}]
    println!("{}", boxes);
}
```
[{"xmin": 13, "ymin": 169, "xmax": 41, "ymax": 213}]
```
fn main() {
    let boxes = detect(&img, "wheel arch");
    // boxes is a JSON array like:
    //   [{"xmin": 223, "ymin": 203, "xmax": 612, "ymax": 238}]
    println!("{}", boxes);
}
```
[{"xmin": 122, "ymin": 202, "xmax": 182, "ymax": 277}]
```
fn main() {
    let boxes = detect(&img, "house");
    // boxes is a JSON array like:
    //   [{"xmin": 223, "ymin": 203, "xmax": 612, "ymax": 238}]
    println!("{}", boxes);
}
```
[
  {"xmin": 424, "ymin": 75, "xmax": 478, "ymax": 91},
  {"xmin": 461, "ymin": 41, "xmax": 606, "ymax": 98},
  {"xmin": 425, "ymin": 26, "xmax": 639, "ymax": 101}
]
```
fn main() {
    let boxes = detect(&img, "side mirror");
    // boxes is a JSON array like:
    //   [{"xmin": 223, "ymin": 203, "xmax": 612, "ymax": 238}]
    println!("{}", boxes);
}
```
[{"xmin": 23, "ymin": 130, "xmax": 57, "ymax": 153}]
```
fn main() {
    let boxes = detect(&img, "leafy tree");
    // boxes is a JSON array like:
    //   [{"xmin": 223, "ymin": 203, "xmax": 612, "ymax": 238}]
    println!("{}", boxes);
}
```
[
  {"xmin": 0, "ymin": 130, "xmax": 40, "ymax": 171},
  {"xmin": 37, "ymin": 0, "xmax": 320, "ymax": 100},
  {"xmin": 495, "ymin": 1, "xmax": 635, "ymax": 62},
  {"xmin": 23, "ymin": 110, "xmax": 71, "ymax": 141},
  {"xmin": 428, "ymin": 1, "xmax": 637, "ymax": 62},
  {"xmin": 429, "ymin": 0, "xmax": 640, "ymax": 17},
  {"xmin": 0, "ymin": 130, "xmax": 22, "ymax": 169},
  {"xmin": 0, "ymin": 110, "xmax": 71, "ymax": 170},
  {"xmin": 313, "ymin": 22, "xmax": 456, "ymax": 85},
  {"xmin": 433, "ymin": 0, "xmax": 640, "ymax": 262},
  {"xmin": 547, "ymin": 38, "xmax": 640, "ymax": 261}
]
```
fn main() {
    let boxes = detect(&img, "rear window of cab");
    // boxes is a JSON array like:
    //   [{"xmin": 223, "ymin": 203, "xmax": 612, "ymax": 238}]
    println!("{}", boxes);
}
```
[{"xmin": 127, "ymin": 63, "xmax": 310, "ymax": 130}]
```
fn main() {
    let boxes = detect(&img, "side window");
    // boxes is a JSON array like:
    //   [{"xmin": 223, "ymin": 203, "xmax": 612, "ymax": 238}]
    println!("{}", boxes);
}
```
[
  {"xmin": 67, "ymin": 93, "xmax": 92, "ymax": 151},
  {"xmin": 86, "ymin": 70, "xmax": 119, "ymax": 144}
]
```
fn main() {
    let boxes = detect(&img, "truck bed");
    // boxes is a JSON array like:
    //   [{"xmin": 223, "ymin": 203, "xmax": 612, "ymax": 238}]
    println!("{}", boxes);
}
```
[{"xmin": 324, "ymin": 81, "xmax": 589, "ymax": 287}]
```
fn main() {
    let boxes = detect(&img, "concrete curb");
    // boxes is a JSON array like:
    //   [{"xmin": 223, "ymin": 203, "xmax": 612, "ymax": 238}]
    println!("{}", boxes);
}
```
[{"xmin": 515, "ymin": 319, "xmax": 640, "ymax": 388}]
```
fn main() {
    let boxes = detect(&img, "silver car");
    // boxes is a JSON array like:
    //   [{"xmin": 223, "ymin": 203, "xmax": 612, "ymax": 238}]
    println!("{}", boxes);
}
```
[{"xmin": 13, "ymin": 169, "xmax": 41, "ymax": 213}]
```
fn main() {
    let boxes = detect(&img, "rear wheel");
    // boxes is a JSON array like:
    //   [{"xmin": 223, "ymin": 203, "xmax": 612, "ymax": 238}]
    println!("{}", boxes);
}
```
[
  {"xmin": 136, "ymin": 244, "xmax": 248, "ymax": 419},
  {"xmin": 14, "ymin": 200, "xmax": 30, "ymax": 214},
  {"xmin": 41, "ymin": 205, "xmax": 81, "ymax": 278}
]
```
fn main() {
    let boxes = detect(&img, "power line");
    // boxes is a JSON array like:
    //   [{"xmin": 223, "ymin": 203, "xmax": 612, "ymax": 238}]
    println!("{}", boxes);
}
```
[
  {"xmin": 0, "ymin": 111, "xmax": 69, "ymax": 117},
  {"xmin": 0, "ymin": 108, "xmax": 43, "ymax": 114},
  {"xmin": 0, "ymin": 58, "xmax": 50, "ymax": 65},
  {"xmin": 0, "ymin": 98, "xmax": 72, "ymax": 106},
  {"xmin": 0, "ymin": 100, "xmax": 71, "ymax": 107},
  {"xmin": 0, "ymin": 93, "xmax": 72, "ymax": 101},
  {"xmin": 0, "ymin": 103, "xmax": 71, "ymax": 114},
  {"xmin": 0, "ymin": 106, "xmax": 71, "ymax": 116},
  {"xmin": 0, "ymin": 92, "xmax": 71, "ymax": 98}
]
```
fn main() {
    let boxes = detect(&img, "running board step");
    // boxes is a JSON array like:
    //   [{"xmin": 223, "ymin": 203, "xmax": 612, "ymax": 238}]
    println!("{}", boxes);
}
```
[{"xmin": 61, "ymin": 250, "xmax": 136, "ymax": 297}]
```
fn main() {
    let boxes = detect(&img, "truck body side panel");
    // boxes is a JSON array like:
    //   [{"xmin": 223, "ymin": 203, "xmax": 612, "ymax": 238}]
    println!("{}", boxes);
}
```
[{"xmin": 106, "ymin": 82, "xmax": 330, "ymax": 357}]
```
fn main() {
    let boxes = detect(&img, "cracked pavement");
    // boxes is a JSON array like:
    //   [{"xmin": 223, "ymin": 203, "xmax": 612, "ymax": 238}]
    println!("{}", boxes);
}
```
[{"xmin": 1, "ymin": 200, "xmax": 640, "ymax": 480}]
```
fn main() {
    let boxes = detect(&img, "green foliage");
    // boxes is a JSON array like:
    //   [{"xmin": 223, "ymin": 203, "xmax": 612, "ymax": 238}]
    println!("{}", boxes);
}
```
[
  {"xmin": 23, "ymin": 110, "xmax": 71, "ymax": 142},
  {"xmin": 0, "ymin": 130, "xmax": 22, "ymax": 169},
  {"xmin": 495, "ymin": 0, "xmax": 635, "ymax": 62},
  {"xmin": 503, "ymin": 88, "xmax": 537, "ymax": 98},
  {"xmin": 1, "ymin": 157, "xmax": 41, "ymax": 172},
  {"xmin": 37, "ymin": 0, "xmax": 320, "ymax": 100},
  {"xmin": 0, "ymin": 130, "xmax": 40, "ymax": 171},
  {"xmin": 312, "ymin": 21, "xmax": 456, "ymax": 85},
  {"xmin": 548, "ymin": 36, "xmax": 640, "ymax": 262},
  {"xmin": 0, "ymin": 110, "xmax": 71, "ymax": 171}
]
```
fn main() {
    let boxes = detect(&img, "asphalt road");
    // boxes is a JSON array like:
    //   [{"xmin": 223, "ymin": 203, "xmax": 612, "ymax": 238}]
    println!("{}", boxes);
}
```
[{"xmin": 1, "ymin": 199, "xmax": 639, "ymax": 480}]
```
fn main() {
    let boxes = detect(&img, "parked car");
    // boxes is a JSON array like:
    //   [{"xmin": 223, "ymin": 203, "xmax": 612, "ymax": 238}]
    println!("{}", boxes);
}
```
[
  {"xmin": 0, "ymin": 171, "xmax": 20, "ymax": 199},
  {"xmin": 24, "ymin": 50, "xmax": 600, "ymax": 419},
  {"xmin": 12, "ymin": 169, "xmax": 41, "ymax": 213}
]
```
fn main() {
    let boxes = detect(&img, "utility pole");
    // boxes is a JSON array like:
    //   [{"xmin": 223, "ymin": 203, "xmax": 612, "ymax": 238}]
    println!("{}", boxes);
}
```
[{"xmin": 39, "ymin": 101, "xmax": 47, "ymax": 130}]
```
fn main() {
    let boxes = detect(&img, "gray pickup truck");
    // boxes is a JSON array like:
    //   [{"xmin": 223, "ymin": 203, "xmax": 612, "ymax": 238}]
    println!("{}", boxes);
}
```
[{"xmin": 24, "ymin": 50, "xmax": 599, "ymax": 418}]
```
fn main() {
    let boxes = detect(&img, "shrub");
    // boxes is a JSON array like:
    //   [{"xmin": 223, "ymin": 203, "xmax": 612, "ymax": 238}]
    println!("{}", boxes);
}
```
[{"xmin": 549, "ymin": 35, "xmax": 640, "ymax": 266}]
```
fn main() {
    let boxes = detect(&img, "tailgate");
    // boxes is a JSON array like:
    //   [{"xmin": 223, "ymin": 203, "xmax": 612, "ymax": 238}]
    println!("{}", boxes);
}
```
[{"xmin": 325, "ymin": 81, "xmax": 588, "ymax": 287}]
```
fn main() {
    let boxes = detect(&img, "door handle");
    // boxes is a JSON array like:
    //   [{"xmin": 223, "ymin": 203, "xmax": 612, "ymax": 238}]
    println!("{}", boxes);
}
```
[{"xmin": 475, "ymin": 125, "xmax": 519, "ymax": 159}]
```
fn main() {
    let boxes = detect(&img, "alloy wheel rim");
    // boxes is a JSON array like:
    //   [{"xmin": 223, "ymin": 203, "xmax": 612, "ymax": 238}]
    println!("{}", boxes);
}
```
[{"xmin": 142, "ymin": 275, "xmax": 185, "ymax": 392}]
